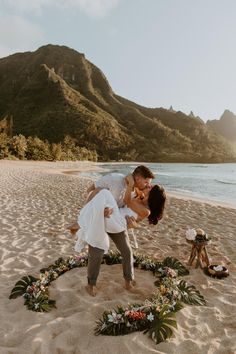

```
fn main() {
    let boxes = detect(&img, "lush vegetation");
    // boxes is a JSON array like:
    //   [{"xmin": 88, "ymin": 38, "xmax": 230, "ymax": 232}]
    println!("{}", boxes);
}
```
[{"xmin": 0, "ymin": 133, "xmax": 97, "ymax": 161}]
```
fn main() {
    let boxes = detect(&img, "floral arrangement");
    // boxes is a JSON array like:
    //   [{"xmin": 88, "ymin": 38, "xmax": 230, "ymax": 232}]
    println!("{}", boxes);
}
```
[
  {"xmin": 9, "ymin": 251, "xmax": 206, "ymax": 345},
  {"xmin": 186, "ymin": 228, "xmax": 210, "ymax": 243},
  {"xmin": 9, "ymin": 254, "xmax": 88, "ymax": 312},
  {"xmin": 95, "ymin": 254, "xmax": 206, "ymax": 344}
]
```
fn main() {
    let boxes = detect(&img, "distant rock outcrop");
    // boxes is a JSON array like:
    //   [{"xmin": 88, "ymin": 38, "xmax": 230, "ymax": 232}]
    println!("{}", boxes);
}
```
[
  {"xmin": 207, "ymin": 110, "xmax": 236, "ymax": 142},
  {"xmin": 0, "ymin": 44, "xmax": 235, "ymax": 162},
  {"xmin": 169, "ymin": 105, "xmax": 176, "ymax": 113},
  {"xmin": 189, "ymin": 111, "xmax": 195, "ymax": 118}
]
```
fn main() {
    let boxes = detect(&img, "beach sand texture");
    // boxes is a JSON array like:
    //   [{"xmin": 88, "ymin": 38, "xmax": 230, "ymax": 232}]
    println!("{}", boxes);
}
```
[{"xmin": 0, "ymin": 160, "xmax": 236, "ymax": 354}]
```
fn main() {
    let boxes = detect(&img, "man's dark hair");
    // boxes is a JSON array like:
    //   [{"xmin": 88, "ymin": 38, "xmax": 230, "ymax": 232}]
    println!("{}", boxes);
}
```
[{"xmin": 133, "ymin": 165, "xmax": 155, "ymax": 179}]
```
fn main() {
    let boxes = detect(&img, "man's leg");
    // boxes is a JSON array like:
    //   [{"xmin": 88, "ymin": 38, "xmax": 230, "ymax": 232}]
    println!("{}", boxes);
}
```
[
  {"xmin": 86, "ymin": 245, "xmax": 104, "ymax": 296},
  {"xmin": 108, "ymin": 231, "xmax": 134, "ymax": 289}
]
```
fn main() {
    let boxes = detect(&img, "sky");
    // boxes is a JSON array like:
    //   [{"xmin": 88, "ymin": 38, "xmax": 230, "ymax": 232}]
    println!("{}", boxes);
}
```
[{"xmin": 0, "ymin": 0, "xmax": 236, "ymax": 122}]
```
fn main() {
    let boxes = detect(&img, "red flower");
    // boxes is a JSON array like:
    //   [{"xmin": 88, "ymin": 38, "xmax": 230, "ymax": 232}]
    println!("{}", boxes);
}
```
[{"xmin": 127, "ymin": 311, "xmax": 146, "ymax": 321}]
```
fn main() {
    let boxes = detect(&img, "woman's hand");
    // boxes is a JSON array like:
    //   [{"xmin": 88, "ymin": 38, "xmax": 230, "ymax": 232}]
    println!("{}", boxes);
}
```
[{"xmin": 125, "ymin": 215, "xmax": 139, "ymax": 229}]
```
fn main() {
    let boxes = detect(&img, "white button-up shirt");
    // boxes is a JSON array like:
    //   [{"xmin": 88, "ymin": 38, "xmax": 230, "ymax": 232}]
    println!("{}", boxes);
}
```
[{"xmin": 95, "ymin": 173, "xmax": 126, "ymax": 208}]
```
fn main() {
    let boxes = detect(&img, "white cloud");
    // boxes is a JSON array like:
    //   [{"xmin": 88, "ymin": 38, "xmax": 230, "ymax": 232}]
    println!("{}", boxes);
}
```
[
  {"xmin": 0, "ymin": 0, "xmax": 120, "ymax": 18},
  {"xmin": 0, "ymin": 15, "xmax": 44, "ymax": 58}
]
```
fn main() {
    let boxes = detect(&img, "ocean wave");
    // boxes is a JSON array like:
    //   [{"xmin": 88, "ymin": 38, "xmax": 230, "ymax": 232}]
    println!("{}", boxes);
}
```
[
  {"xmin": 216, "ymin": 179, "xmax": 236, "ymax": 185},
  {"xmin": 154, "ymin": 172, "xmax": 175, "ymax": 177},
  {"xmin": 191, "ymin": 165, "xmax": 208, "ymax": 168}
]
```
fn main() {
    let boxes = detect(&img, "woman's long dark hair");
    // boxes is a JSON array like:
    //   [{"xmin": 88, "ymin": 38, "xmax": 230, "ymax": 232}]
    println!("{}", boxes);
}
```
[{"xmin": 147, "ymin": 185, "xmax": 166, "ymax": 225}]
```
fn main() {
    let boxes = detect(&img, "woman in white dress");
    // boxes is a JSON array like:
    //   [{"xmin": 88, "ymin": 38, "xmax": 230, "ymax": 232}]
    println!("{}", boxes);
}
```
[{"xmin": 73, "ymin": 174, "xmax": 166, "ymax": 296}]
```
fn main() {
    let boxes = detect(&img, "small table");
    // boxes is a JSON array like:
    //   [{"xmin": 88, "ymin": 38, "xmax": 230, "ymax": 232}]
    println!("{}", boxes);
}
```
[{"xmin": 187, "ymin": 240, "xmax": 210, "ymax": 269}]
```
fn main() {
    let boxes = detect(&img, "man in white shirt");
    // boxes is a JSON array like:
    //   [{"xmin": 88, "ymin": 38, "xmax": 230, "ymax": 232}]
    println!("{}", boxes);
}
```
[{"xmin": 85, "ymin": 165, "xmax": 155, "ymax": 296}]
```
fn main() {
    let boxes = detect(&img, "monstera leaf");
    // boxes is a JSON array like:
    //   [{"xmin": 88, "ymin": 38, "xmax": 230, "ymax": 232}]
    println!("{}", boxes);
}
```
[
  {"xmin": 177, "ymin": 280, "xmax": 206, "ymax": 306},
  {"xmin": 144, "ymin": 305, "xmax": 177, "ymax": 344},
  {"xmin": 9, "ymin": 275, "xmax": 38, "ymax": 299},
  {"xmin": 161, "ymin": 257, "xmax": 189, "ymax": 276}
]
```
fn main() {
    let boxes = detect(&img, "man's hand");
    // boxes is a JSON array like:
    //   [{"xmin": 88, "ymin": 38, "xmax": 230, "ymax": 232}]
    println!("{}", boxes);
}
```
[
  {"xmin": 125, "ymin": 215, "xmax": 139, "ymax": 229},
  {"xmin": 104, "ymin": 207, "xmax": 113, "ymax": 218}
]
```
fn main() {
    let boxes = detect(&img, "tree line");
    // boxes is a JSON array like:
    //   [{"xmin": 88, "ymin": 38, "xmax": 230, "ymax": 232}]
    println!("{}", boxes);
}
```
[{"xmin": 0, "ymin": 133, "xmax": 98, "ymax": 161}]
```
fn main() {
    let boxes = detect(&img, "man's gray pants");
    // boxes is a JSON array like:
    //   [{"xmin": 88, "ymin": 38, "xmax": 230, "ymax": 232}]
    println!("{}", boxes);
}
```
[{"xmin": 87, "ymin": 230, "xmax": 134, "ymax": 286}]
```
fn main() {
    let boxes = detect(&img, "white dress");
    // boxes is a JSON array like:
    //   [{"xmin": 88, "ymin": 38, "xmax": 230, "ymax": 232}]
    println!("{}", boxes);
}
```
[{"xmin": 74, "ymin": 189, "xmax": 137, "ymax": 253}]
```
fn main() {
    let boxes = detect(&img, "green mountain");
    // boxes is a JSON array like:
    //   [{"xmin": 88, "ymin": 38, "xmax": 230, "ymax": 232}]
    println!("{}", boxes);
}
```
[
  {"xmin": 0, "ymin": 44, "xmax": 235, "ymax": 162},
  {"xmin": 207, "ymin": 110, "xmax": 236, "ymax": 142}
]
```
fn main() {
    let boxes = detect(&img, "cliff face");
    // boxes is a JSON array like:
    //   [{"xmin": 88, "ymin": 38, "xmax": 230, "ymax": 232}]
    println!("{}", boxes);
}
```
[
  {"xmin": 0, "ymin": 44, "xmax": 235, "ymax": 162},
  {"xmin": 207, "ymin": 110, "xmax": 236, "ymax": 142}
]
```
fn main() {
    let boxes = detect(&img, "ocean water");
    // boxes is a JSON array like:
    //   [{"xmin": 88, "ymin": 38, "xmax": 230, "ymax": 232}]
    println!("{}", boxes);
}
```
[{"xmin": 80, "ymin": 163, "xmax": 236, "ymax": 208}]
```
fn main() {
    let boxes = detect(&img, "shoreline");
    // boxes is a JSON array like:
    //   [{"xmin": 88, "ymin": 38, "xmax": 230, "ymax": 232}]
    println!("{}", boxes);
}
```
[
  {"xmin": 168, "ymin": 190, "xmax": 236, "ymax": 210},
  {"xmin": 58, "ymin": 162, "xmax": 236, "ymax": 211}
]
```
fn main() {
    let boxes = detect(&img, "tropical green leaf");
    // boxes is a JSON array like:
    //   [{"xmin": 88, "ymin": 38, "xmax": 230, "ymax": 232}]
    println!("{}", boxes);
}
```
[
  {"xmin": 103, "ymin": 251, "xmax": 122, "ymax": 265},
  {"xmin": 177, "ymin": 280, "xmax": 206, "ymax": 306},
  {"xmin": 40, "ymin": 300, "xmax": 56, "ymax": 312},
  {"xmin": 144, "ymin": 306, "xmax": 177, "ymax": 344},
  {"xmin": 172, "ymin": 301, "xmax": 184, "ymax": 313},
  {"xmin": 161, "ymin": 257, "xmax": 189, "ymax": 276},
  {"xmin": 9, "ymin": 275, "xmax": 38, "ymax": 299}
]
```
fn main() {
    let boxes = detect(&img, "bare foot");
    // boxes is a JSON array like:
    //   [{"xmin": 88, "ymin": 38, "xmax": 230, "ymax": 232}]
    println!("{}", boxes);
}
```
[
  {"xmin": 124, "ymin": 280, "xmax": 134, "ymax": 291},
  {"xmin": 67, "ymin": 222, "xmax": 80, "ymax": 235},
  {"xmin": 85, "ymin": 284, "xmax": 97, "ymax": 297}
]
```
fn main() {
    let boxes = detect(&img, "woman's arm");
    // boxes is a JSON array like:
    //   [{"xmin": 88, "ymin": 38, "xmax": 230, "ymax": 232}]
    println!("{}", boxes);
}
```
[
  {"xmin": 127, "ymin": 199, "xmax": 150, "ymax": 220},
  {"xmin": 123, "ymin": 175, "xmax": 150, "ymax": 220}
]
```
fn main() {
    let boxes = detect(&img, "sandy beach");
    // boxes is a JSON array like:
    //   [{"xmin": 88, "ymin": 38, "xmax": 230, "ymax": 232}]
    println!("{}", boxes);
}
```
[{"xmin": 0, "ymin": 160, "xmax": 236, "ymax": 354}]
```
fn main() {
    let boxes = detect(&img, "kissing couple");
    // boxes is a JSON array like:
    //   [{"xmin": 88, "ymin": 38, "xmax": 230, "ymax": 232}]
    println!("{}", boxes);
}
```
[{"xmin": 69, "ymin": 165, "xmax": 166, "ymax": 296}]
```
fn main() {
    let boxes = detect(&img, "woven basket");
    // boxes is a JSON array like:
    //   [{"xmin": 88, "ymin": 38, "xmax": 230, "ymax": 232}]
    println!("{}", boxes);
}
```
[{"xmin": 207, "ymin": 265, "xmax": 229, "ymax": 277}]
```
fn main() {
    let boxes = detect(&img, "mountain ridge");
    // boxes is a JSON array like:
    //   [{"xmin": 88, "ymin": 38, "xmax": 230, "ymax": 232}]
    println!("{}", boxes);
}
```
[{"xmin": 0, "ymin": 44, "xmax": 235, "ymax": 162}]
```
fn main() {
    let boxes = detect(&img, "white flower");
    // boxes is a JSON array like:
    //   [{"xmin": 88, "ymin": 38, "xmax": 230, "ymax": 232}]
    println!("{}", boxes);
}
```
[
  {"xmin": 69, "ymin": 259, "xmax": 76, "ymax": 266},
  {"xmin": 185, "ymin": 228, "xmax": 197, "ymax": 241},
  {"xmin": 107, "ymin": 311, "xmax": 124, "ymax": 324},
  {"xmin": 107, "ymin": 314, "xmax": 114, "ymax": 322},
  {"xmin": 147, "ymin": 312, "xmax": 154, "ymax": 322}
]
